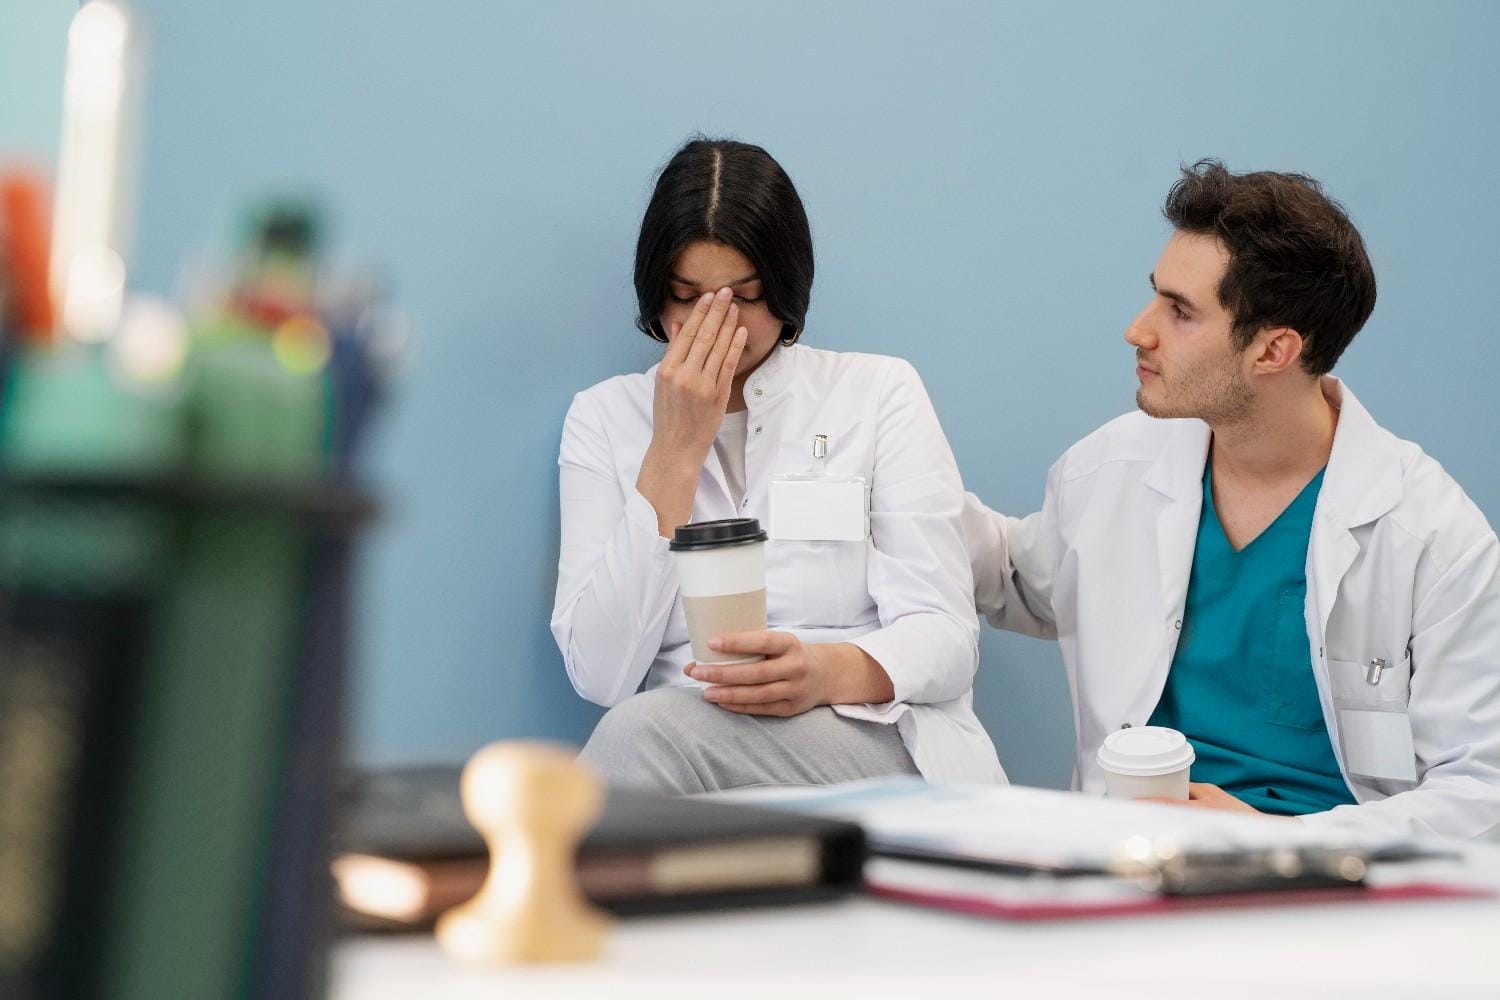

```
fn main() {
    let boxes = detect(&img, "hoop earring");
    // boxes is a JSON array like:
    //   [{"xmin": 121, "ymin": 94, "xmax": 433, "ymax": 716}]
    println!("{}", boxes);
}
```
[
  {"xmin": 648, "ymin": 319, "xmax": 668, "ymax": 343},
  {"xmin": 779, "ymin": 323, "xmax": 798, "ymax": 345}
]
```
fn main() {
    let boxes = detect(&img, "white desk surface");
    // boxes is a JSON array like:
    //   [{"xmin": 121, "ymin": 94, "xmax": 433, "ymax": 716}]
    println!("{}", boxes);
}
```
[{"xmin": 333, "ymin": 889, "xmax": 1500, "ymax": 999}]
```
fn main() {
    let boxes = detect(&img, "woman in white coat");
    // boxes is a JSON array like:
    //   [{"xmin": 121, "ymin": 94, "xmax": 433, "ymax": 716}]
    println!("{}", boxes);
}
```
[{"xmin": 550, "ymin": 138, "xmax": 1002, "ymax": 793}]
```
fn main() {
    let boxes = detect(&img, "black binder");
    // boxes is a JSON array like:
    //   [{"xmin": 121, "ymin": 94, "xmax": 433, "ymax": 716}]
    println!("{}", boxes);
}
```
[{"xmin": 336, "ymin": 765, "xmax": 868, "ymax": 926}]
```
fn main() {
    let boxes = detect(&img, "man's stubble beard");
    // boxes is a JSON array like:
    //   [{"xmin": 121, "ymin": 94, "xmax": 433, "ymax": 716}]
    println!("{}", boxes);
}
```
[{"xmin": 1136, "ymin": 353, "xmax": 1254, "ymax": 425}]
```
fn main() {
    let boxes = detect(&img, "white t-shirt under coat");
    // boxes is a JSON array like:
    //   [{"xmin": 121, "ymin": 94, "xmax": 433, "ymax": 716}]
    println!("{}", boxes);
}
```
[{"xmin": 713, "ymin": 409, "xmax": 749, "ymax": 510}]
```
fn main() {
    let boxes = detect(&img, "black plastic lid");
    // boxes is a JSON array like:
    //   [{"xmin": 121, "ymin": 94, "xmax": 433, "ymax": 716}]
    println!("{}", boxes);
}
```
[{"xmin": 669, "ymin": 518, "xmax": 768, "ymax": 551}]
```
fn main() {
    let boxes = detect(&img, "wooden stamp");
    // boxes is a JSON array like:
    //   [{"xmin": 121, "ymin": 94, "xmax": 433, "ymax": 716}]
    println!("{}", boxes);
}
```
[{"xmin": 435, "ymin": 742, "xmax": 611, "ymax": 964}]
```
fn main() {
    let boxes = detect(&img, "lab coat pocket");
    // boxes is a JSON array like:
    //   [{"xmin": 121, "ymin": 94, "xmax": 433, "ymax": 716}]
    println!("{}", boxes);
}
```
[
  {"xmin": 775, "ymin": 421, "xmax": 870, "ymax": 479},
  {"xmin": 1327, "ymin": 654, "xmax": 1417, "ymax": 784},
  {"xmin": 766, "ymin": 425, "xmax": 874, "ymax": 626},
  {"xmin": 765, "ymin": 537, "xmax": 871, "ymax": 627}
]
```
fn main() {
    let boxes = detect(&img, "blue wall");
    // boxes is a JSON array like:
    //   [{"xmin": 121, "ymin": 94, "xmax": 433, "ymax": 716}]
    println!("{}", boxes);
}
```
[
  {"xmin": 0, "ymin": 2, "xmax": 72, "ymax": 167},
  {"xmin": 17, "ymin": 1, "xmax": 1498, "ymax": 787}
]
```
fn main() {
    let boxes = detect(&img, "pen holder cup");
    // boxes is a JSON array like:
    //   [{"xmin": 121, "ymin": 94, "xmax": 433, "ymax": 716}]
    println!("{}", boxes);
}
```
[{"xmin": 0, "ymin": 472, "xmax": 376, "ymax": 1000}]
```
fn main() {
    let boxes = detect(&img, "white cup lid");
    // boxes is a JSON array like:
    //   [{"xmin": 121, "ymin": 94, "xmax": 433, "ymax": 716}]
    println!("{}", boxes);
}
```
[{"xmin": 1096, "ymin": 726, "xmax": 1196, "ymax": 777}]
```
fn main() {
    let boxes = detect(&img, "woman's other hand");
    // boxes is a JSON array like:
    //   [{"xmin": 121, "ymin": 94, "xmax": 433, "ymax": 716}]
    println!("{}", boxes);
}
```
[
  {"xmin": 636, "ymin": 287, "xmax": 748, "ymax": 536},
  {"xmin": 684, "ymin": 634, "xmax": 896, "ymax": 717}
]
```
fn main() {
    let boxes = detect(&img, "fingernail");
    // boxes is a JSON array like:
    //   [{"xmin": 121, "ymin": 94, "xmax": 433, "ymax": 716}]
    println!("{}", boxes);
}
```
[
  {"xmin": 735, "ymin": 328, "xmax": 747, "ymax": 342},
  {"xmin": 716, "ymin": 287, "xmax": 732, "ymax": 300},
  {"xmin": 700, "ymin": 292, "xmax": 713, "ymax": 305},
  {"xmin": 704, "ymin": 689, "xmax": 720, "ymax": 702},
  {"xmin": 708, "ymin": 637, "xmax": 723, "ymax": 651}
]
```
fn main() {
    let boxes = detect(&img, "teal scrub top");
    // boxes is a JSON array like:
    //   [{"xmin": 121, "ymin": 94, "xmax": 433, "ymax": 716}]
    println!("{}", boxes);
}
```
[{"xmin": 1148, "ymin": 464, "xmax": 1356, "ymax": 816}]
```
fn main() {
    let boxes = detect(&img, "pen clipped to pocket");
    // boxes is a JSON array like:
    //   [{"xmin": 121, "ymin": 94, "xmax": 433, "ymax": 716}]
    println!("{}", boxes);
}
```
[{"xmin": 769, "ymin": 434, "xmax": 870, "ymax": 542}]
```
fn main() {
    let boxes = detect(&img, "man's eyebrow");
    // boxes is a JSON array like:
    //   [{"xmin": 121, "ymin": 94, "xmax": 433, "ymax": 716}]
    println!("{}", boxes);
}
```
[
  {"xmin": 1149, "ymin": 272, "xmax": 1197, "ymax": 311},
  {"xmin": 669, "ymin": 271, "xmax": 761, "ymax": 288}
]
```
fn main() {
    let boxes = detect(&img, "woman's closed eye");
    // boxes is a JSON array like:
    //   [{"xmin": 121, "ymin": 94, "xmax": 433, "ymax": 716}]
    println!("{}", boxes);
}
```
[{"xmin": 669, "ymin": 291, "xmax": 764, "ymax": 305}]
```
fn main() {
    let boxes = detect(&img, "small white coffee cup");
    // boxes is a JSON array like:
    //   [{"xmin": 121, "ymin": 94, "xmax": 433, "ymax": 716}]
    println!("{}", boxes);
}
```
[{"xmin": 1096, "ymin": 726, "xmax": 1196, "ymax": 800}]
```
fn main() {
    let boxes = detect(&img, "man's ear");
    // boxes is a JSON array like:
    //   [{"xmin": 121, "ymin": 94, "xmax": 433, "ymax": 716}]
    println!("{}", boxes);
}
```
[{"xmin": 1252, "ymin": 326, "xmax": 1305, "ymax": 375}]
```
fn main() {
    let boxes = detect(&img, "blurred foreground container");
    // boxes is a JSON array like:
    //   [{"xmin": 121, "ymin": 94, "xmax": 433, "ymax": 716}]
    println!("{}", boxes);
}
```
[
  {"xmin": 2, "ymin": 5, "xmax": 394, "ymax": 994},
  {"xmin": 0, "ymin": 334, "xmax": 378, "ymax": 1000}
]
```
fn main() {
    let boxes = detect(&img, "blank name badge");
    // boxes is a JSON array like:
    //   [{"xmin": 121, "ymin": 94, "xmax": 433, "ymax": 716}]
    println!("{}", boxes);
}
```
[
  {"xmin": 1337, "ymin": 707, "xmax": 1418, "ymax": 783},
  {"xmin": 768, "ymin": 474, "xmax": 869, "ymax": 542}
]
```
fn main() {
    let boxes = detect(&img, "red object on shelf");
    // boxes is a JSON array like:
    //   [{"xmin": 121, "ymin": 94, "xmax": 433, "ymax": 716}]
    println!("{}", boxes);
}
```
[{"xmin": 1, "ymin": 169, "xmax": 56, "ymax": 342}]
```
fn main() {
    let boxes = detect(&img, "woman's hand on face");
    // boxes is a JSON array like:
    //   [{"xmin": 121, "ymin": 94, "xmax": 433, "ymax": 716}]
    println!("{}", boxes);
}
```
[
  {"xmin": 683, "ymin": 631, "xmax": 831, "ymax": 717},
  {"xmin": 646, "ymin": 287, "xmax": 748, "ymax": 471},
  {"xmin": 636, "ymin": 286, "xmax": 749, "ymax": 536}
]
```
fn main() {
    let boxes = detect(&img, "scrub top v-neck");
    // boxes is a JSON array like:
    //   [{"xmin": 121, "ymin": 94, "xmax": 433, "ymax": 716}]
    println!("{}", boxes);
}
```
[{"xmin": 1148, "ymin": 464, "xmax": 1356, "ymax": 815}]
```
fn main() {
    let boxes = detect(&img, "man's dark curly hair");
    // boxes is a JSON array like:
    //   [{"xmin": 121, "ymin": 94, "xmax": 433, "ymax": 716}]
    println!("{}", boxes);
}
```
[{"xmin": 1164, "ymin": 159, "xmax": 1376, "ymax": 375}]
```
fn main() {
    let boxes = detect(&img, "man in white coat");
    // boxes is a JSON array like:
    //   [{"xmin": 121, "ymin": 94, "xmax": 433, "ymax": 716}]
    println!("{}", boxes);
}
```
[{"xmin": 964, "ymin": 160, "xmax": 1500, "ymax": 840}]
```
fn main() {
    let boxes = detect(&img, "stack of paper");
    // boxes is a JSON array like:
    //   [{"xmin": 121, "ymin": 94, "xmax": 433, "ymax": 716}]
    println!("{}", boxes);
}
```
[{"xmin": 715, "ymin": 779, "xmax": 1492, "ymax": 919}]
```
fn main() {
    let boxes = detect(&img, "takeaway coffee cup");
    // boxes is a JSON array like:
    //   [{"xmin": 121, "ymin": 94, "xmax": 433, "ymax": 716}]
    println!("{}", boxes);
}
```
[
  {"xmin": 670, "ymin": 518, "xmax": 769, "ymax": 666},
  {"xmin": 1096, "ymin": 726, "xmax": 1196, "ymax": 800}
]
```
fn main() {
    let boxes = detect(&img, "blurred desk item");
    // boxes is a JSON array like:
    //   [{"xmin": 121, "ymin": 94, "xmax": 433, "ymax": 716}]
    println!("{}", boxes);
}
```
[
  {"xmin": 714, "ymin": 778, "xmax": 1482, "ymax": 916},
  {"xmin": 333, "ymin": 871, "xmax": 1500, "ymax": 1000},
  {"xmin": 0, "ymin": 4, "xmax": 395, "ymax": 996},
  {"xmin": 434, "ymin": 742, "xmax": 612, "ymax": 965},
  {"xmin": 0, "ymin": 471, "xmax": 376, "ymax": 1000},
  {"xmin": 713, "ymin": 778, "xmax": 1419, "ymax": 869},
  {"xmin": 334, "ymin": 780, "xmax": 1500, "ymax": 995},
  {"xmin": 0, "ymin": 174, "xmax": 385, "ymax": 1000},
  {"xmin": 335, "ymin": 764, "xmax": 867, "ymax": 929}
]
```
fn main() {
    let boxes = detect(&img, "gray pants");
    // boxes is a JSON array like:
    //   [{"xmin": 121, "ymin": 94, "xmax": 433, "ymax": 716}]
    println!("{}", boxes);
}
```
[{"xmin": 578, "ymin": 686, "xmax": 920, "ymax": 794}]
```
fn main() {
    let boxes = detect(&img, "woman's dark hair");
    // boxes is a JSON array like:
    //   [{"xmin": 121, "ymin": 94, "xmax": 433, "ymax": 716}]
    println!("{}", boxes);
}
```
[
  {"xmin": 1163, "ymin": 159, "xmax": 1377, "ymax": 376},
  {"xmin": 634, "ymin": 137, "xmax": 813, "ymax": 344}
]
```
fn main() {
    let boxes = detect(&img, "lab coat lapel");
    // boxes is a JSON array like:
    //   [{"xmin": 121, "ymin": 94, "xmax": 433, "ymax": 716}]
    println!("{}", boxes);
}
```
[
  {"xmin": 1143, "ymin": 419, "xmax": 1212, "ymax": 639},
  {"xmin": 1309, "ymin": 379, "xmax": 1403, "ymax": 638},
  {"xmin": 742, "ymin": 344, "xmax": 797, "ymax": 501}
]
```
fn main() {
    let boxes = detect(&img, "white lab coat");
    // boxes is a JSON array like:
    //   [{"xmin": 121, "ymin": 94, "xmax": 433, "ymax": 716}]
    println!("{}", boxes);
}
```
[
  {"xmin": 552, "ymin": 343, "xmax": 1004, "ymax": 784},
  {"xmin": 963, "ymin": 377, "xmax": 1500, "ymax": 840}
]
